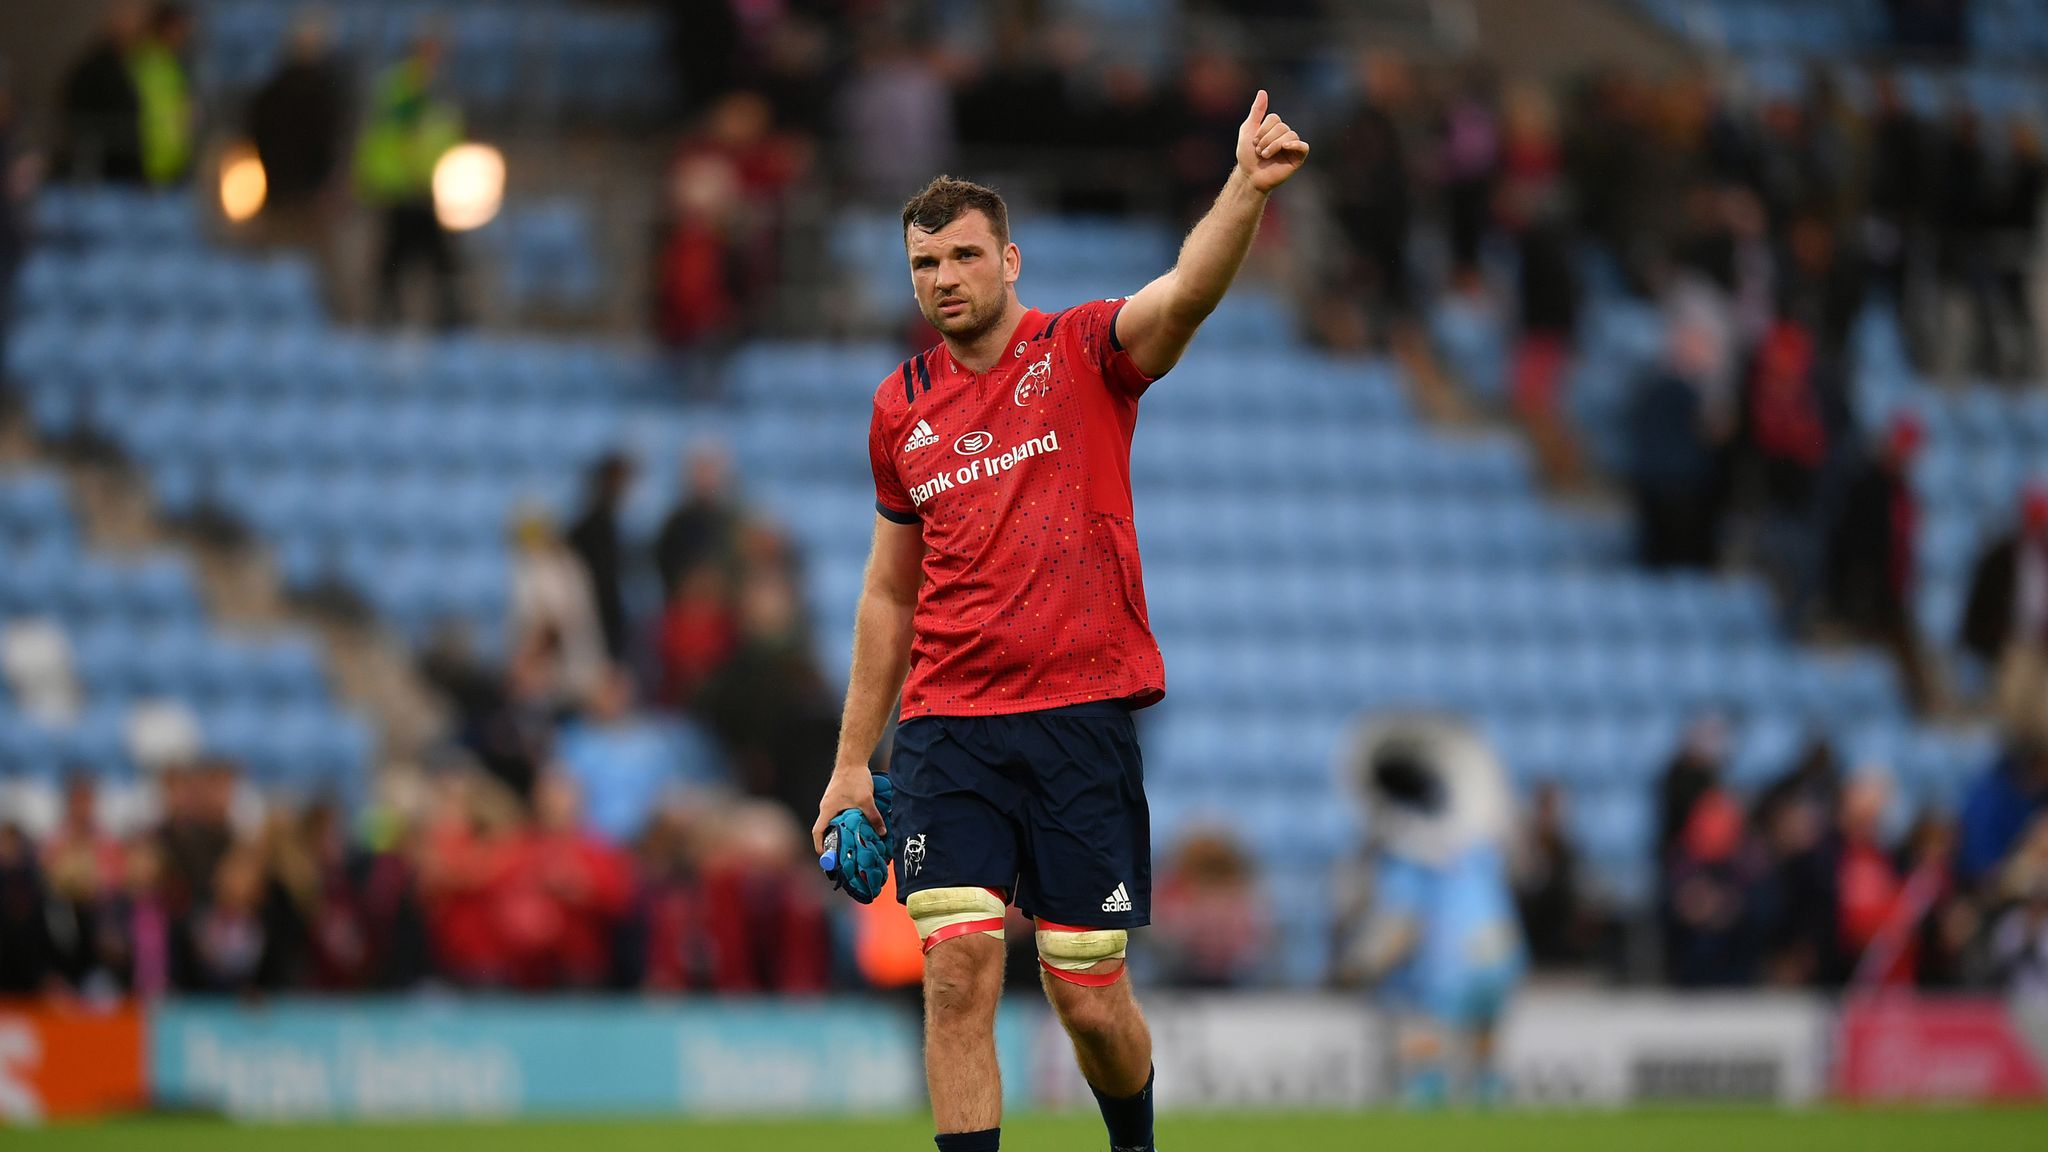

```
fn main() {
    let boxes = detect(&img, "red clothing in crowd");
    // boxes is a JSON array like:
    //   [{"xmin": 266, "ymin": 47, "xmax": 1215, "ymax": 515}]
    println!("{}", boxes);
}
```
[
  {"xmin": 1750, "ymin": 321, "xmax": 1828, "ymax": 468},
  {"xmin": 644, "ymin": 866, "xmax": 828, "ymax": 994},
  {"xmin": 656, "ymin": 221, "xmax": 736, "ymax": 347},
  {"xmin": 656, "ymin": 593, "xmax": 737, "ymax": 706},
  {"xmin": 1839, "ymin": 837, "xmax": 1916, "ymax": 985},
  {"xmin": 420, "ymin": 821, "xmax": 632, "ymax": 989}
]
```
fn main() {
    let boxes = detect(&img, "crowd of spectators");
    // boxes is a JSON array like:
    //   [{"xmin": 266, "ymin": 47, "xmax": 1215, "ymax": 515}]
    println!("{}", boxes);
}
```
[
  {"xmin": 0, "ymin": 755, "xmax": 847, "ymax": 998},
  {"xmin": 1652, "ymin": 711, "xmax": 2048, "ymax": 992}
]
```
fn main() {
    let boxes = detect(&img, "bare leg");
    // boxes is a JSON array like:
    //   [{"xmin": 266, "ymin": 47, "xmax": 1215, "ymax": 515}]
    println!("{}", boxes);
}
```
[
  {"xmin": 1041, "ymin": 967, "xmax": 1153, "ymax": 1097},
  {"xmin": 925, "ymin": 933, "xmax": 1006, "ymax": 1134}
]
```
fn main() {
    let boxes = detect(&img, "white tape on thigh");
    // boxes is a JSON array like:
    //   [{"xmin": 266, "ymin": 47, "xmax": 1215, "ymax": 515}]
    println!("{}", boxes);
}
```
[
  {"xmin": 1036, "ymin": 926, "xmax": 1128, "ymax": 973},
  {"xmin": 907, "ymin": 887, "xmax": 1007, "ymax": 952}
]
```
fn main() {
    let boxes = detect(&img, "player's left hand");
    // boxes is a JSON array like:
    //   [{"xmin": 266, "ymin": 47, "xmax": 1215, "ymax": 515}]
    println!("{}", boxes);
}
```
[{"xmin": 1236, "ymin": 89, "xmax": 1310, "ymax": 193}]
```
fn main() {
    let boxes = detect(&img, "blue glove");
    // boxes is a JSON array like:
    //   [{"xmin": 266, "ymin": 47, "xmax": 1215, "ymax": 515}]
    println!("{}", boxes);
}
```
[{"xmin": 819, "ymin": 773, "xmax": 896, "ymax": 904}]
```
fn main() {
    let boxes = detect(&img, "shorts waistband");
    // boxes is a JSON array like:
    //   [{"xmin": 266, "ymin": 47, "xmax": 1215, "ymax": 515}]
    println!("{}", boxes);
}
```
[{"xmin": 1028, "ymin": 700, "xmax": 1134, "ymax": 719}]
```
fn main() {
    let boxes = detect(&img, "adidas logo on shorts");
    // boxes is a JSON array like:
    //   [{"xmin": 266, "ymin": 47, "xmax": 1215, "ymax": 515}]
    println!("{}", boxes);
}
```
[
  {"xmin": 1101, "ymin": 883, "xmax": 1133, "ymax": 913},
  {"xmin": 904, "ymin": 419, "xmax": 939, "ymax": 451}
]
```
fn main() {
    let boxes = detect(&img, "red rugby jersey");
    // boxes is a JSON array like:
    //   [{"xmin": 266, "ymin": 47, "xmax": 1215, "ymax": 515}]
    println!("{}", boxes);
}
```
[{"xmin": 869, "ymin": 301, "xmax": 1167, "ymax": 719}]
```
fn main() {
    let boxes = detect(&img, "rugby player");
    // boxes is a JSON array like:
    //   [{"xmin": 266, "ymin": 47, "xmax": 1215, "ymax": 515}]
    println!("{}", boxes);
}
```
[{"xmin": 814, "ymin": 91, "xmax": 1309, "ymax": 1151}]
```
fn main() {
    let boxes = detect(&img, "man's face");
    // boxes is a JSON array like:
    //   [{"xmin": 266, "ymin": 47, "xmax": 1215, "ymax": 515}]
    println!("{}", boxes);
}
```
[{"xmin": 905, "ymin": 210, "xmax": 1018, "ymax": 344}]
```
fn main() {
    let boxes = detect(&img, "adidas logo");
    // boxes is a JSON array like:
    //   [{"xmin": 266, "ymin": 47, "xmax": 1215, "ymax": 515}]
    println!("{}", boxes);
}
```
[
  {"xmin": 1101, "ymin": 883, "xmax": 1133, "ymax": 913},
  {"xmin": 904, "ymin": 420, "xmax": 939, "ymax": 451}
]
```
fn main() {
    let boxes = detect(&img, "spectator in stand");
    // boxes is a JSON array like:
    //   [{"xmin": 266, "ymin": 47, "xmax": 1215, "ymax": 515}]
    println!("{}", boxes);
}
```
[
  {"xmin": 697, "ymin": 529, "xmax": 835, "ymax": 822},
  {"xmin": 566, "ymin": 453, "xmax": 638, "ymax": 666},
  {"xmin": 1499, "ymin": 83, "xmax": 1584, "ymax": 490},
  {"xmin": 38, "ymin": 776, "xmax": 129, "ymax": 995},
  {"xmin": 658, "ymin": 90, "xmax": 810, "ymax": 355},
  {"xmin": 953, "ymin": 19, "xmax": 1072, "ymax": 156},
  {"xmin": 289, "ymin": 800, "xmax": 376, "ymax": 990},
  {"xmin": 249, "ymin": 17, "xmax": 349, "ymax": 213},
  {"xmin": 419, "ymin": 620, "xmax": 554, "ymax": 802},
  {"xmin": 1324, "ymin": 51, "xmax": 1460, "ymax": 420},
  {"xmin": 41, "ymin": 774, "xmax": 123, "ymax": 899},
  {"xmin": 1151, "ymin": 827, "xmax": 1267, "ymax": 988},
  {"xmin": 1166, "ymin": 49, "xmax": 1252, "ymax": 228},
  {"xmin": 0, "ymin": 823, "xmax": 53, "ymax": 992},
  {"xmin": 1930, "ymin": 103, "xmax": 2000, "ymax": 383},
  {"xmin": 653, "ymin": 447, "xmax": 742, "ymax": 595},
  {"xmin": 503, "ymin": 774, "xmax": 634, "ymax": 990},
  {"xmin": 1957, "ymin": 736, "xmax": 2048, "ymax": 890},
  {"xmin": 171, "ymin": 844, "xmax": 284, "ymax": 994},
  {"xmin": 416, "ymin": 770, "xmax": 525, "ymax": 987},
  {"xmin": 1834, "ymin": 771, "xmax": 1911, "ymax": 986},
  {"xmin": 1066, "ymin": 62, "xmax": 1168, "ymax": 216},
  {"xmin": 130, "ymin": 3, "xmax": 194, "ymax": 188},
  {"xmin": 635, "ymin": 801, "xmax": 708, "ymax": 991},
  {"xmin": 1896, "ymin": 813, "xmax": 1973, "ymax": 989},
  {"xmin": 655, "ymin": 563, "xmax": 736, "ymax": 708},
  {"xmin": 661, "ymin": 0, "xmax": 744, "ymax": 120},
  {"xmin": 756, "ymin": 16, "xmax": 835, "ymax": 142},
  {"xmin": 1754, "ymin": 737, "xmax": 1843, "ymax": 985},
  {"xmin": 1827, "ymin": 412, "xmax": 1932, "ymax": 709},
  {"xmin": 837, "ymin": 30, "xmax": 954, "ymax": 203},
  {"xmin": 691, "ymin": 801, "xmax": 829, "ymax": 993},
  {"xmin": 1664, "ymin": 788, "xmax": 1764, "ymax": 986},
  {"xmin": 642, "ymin": 797, "xmax": 829, "ymax": 993},
  {"xmin": 509, "ymin": 507, "xmax": 608, "ymax": 713},
  {"xmin": 246, "ymin": 14, "xmax": 350, "ymax": 294},
  {"xmin": 1437, "ymin": 63, "xmax": 1501, "ymax": 293},
  {"xmin": 1626, "ymin": 302, "xmax": 1728, "ymax": 569},
  {"xmin": 657, "ymin": 153, "xmax": 744, "ymax": 358},
  {"xmin": 1990, "ymin": 815, "xmax": 2048, "ymax": 996},
  {"xmin": 1746, "ymin": 307, "xmax": 1832, "ymax": 632},
  {"xmin": 1513, "ymin": 782, "xmax": 1587, "ymax": 968},
  {"xmin": 1961, "ymin": 483, "xmax": 2048, "ymax": 727},
  {"xmin": 1993, "ymin": 120, "xmax": 2046, "ymax": 381},
  {"xmin": 155, "ymin": 759, "xmax": 238, "ymax": 920},
  {"xmin": 1863, "ymin": 72, "xmax": 1931, "ymax": 306},
  {"xmin": 557, "ymin": 668, "xmax": 691, "ymax": 845},
  {"xmin": 357, "ymin": 36, "xmax": 465, "ymax": 329},
  {"xmin": 1656, "ymin": 713, "xmax": 1730, "ymax": 868},
  {"xmin": 55, "ymin": 4, "xmax": 145, "ymax": 184},
  {"xmin": 113, "ymin": 837, "xmax": 173, "ymax": 998}
]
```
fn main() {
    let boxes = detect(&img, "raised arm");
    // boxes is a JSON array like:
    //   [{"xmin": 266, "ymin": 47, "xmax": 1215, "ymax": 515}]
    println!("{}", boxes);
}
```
[
  {"xmin": 1114, "ymin": 89, "xmax": 1310, "ymax": 378},
  {"xmin": 812, "ymin": 514, "xmax": 925, "ymax": 853}
]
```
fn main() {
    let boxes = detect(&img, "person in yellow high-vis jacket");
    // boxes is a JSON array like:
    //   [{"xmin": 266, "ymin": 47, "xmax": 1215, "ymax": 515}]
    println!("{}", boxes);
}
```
[
  {"xmin": 131, "ymin": 4, "xmax": 194, "ymax": 187},
  {"xmin": 356, "ymin": 37, "xmax": 465, "ymax": 328}
]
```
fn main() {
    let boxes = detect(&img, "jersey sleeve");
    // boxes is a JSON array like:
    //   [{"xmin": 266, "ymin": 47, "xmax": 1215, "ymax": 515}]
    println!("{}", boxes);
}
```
[
  {"xmin": 1069, "ymin": 297, "xmax": 1162, "ymax": 398},
  {"xmin": 869, "ymin": 402, "xmax": 919, "ymax": 524}
]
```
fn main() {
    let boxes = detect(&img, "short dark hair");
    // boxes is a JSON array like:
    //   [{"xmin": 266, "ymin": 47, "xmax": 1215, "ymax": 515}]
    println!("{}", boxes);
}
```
[{"xmin": 901, "ymin": 176, "xmax": 1009, "ymax": 248}]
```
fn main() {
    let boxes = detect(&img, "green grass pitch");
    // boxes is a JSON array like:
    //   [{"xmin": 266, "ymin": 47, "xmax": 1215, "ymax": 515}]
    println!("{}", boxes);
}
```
[{"xmin": 18, "ymin": 1109, "xmax": 2048, "ymax": 1151}]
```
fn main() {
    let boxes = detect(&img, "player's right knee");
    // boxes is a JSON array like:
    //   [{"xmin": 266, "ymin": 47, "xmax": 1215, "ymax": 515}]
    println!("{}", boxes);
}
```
[{"xmin": 907, "ymin": 886, "xmax": 1007, "ymax": 953}]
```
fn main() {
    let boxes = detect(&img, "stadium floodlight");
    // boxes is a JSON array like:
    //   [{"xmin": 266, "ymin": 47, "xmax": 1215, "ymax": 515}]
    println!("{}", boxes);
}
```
[
  {"xmin": 433, "ymin": 142, "xmax": 506, "ymax": 232},
  {"xmin": 219, "ymin": 143, "xmax": 267, "ymax": 223}
]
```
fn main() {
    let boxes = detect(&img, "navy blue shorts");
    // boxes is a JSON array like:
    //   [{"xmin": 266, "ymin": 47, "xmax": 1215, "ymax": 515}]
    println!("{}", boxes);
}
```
[{"xmin": 889, "ymin": 701, "xmax": 1150, "ymax": 928}]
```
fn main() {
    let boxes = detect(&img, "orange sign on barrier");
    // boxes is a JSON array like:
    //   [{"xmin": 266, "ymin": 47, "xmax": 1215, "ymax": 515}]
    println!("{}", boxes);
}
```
[{"xmin": 0, "ymin": 1001, "xmax": 146, "ymax": 1122}]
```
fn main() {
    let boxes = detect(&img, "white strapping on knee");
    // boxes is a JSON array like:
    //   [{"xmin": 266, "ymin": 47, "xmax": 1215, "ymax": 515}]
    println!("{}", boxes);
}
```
[
  {"xmin": 907, "ymin": 887, "xmax": 1007, "ymax": 952},
  {"xmin": 1035, "ymin": 924, "xmax": 1128, "ymax": 972}
]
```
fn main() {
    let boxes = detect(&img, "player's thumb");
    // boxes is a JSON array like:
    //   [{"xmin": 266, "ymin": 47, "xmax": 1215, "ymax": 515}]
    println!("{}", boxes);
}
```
[
  {"xmin": 862, "ymin": 799, "xmax": 887, "ymax": 836},
  {"xmin": 1244, "ymin": 88, "xmax": 1269, "ymax": 130}
]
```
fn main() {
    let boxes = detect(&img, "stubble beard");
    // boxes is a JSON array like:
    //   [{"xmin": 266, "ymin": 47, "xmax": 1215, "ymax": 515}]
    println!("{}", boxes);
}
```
[{"xmin": 923, "ymin": 289, "xmax": 1005, "ymax": 346}]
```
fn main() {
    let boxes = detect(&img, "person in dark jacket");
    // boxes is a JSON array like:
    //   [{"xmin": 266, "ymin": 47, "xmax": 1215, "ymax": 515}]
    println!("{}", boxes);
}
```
[
  {"xmin": 248, "ymin": 18, "xmax": 349, "ymax": 210},
  {"xmin": 55, "ymin": 5, "xmax": 146, "ymax": 183},
  {"xmin": 567, "ymin": 453, "xmax": 637, "ymax": 664},
  {"xmin": 1962, "ymin": 483, "xmax": 2048, "ymax": 668}
]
